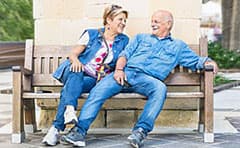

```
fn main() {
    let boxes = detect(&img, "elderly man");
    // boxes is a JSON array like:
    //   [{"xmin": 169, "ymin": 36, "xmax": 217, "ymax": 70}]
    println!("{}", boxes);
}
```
[{"xmin": 62, "ymin": 10, "xmax": 218, "ymax": 148}]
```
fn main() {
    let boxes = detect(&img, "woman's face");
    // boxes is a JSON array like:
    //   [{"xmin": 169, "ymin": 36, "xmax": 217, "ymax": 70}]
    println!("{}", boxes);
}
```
[{"xmin": 108, "ymin": 12, "xmax": 127, "ymax": 34}]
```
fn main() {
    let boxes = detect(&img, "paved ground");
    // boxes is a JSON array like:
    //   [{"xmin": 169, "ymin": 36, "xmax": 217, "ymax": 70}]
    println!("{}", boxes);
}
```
[
  {"xmin": 1, "ymin": 133, "xmax": 240, "ymax": 148},
  {"xmin": 0, "ymin": 69, "xmax": 240, "ymax": 147}
]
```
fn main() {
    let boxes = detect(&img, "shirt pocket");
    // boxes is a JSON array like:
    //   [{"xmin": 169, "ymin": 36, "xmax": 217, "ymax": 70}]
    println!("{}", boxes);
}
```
[
  {"xmin": 158, "ymin": 47, "xmax": 176, "ymax": 63},
  {"xmin": 139, "ymin": 41, "xmax": 152, "ymax": 47},
  {"xmin": 137, "ymin": 41, "xmax": 152, "ymax": 53}
]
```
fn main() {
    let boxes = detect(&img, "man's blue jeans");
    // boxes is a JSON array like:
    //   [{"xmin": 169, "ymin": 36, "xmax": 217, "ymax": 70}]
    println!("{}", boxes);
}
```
[
  {"xmin": 76, "ymin": 67, "xmax": 167, "ymax": 135},
  {"xmin": 53, "ymin": 66, "xmax": 96, "ymax": 131}
]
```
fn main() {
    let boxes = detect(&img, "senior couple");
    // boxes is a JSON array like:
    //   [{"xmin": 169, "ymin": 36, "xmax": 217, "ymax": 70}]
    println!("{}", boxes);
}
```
[{"xmin": 42, "ymin": 4, "xmax": 218, "ymax": 148}]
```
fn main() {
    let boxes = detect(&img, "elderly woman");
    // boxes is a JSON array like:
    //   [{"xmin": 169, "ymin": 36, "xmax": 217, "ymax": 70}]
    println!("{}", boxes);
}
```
[{"xmin": 42, "ymin": 4, "xmax": 129, "ymax": 146}]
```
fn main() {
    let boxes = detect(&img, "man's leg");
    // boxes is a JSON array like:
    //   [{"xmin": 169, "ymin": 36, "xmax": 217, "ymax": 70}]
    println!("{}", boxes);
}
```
[
  {"xmin": 133, "ymin": 75, "xmax": 167, "ymax": 132},
  {"xmin": 77, "ymin": 73, "xmax": 123, "ymax": 135},
  {"xmin": 127, "ymin": 72, "xmax": 167, "ymax": 147}
]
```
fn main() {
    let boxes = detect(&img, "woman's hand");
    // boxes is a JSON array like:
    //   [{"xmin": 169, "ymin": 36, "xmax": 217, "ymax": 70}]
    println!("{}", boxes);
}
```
[
  {"xmin": 69, "ymin": 45, "xmax": 86, "ymax": 72},
  {"xmin": 70, "ymin": 58, "xmax": 84, "ymax": 72},
  {"xmin": 114, "ymin": 69, "xmax": 126, "ymax": 85}
]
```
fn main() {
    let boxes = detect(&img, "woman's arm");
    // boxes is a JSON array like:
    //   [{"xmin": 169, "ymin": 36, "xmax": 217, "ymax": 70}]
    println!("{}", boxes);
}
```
[{"xmin": 69, "ymin": 45, "xmax": 86, "ymax": 72}]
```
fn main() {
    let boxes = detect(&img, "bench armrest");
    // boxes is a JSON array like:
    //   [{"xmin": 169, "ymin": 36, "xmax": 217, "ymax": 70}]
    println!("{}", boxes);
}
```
[
  {"xmin": 12, "ymin": 66, "xmax": 33, "ymax": 91},
  {"xmin": 204, "ymin": 65, "xmax": 214, "ymax": 72},
  {"xmin": 12, "ymin": 66, "xmax": 32, "ymax": 76}
]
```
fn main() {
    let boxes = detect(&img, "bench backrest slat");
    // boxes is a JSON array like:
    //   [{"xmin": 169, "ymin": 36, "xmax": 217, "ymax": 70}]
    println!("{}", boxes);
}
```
[{"xmin": 25, "ymin": 38, "xmax": 207, "ymax": 87}]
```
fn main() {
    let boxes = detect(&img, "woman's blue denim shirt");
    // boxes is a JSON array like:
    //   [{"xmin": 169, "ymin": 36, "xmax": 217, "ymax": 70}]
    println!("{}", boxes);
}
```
[
  {"xmin": 53, "ymin": 28, "xmax": 129, "ymax": 82},
  {"xmin": 119, "ymin": 33, "xmax": 209, "ymax": 81}
]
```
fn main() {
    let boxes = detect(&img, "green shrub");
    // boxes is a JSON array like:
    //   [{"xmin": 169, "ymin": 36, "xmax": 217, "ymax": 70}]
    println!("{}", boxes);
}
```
[
  {"xmin": 208, "ymin": 42, "xmax": 240, "ymax": 69},
  {"xmin": 0, "ymin": 0, "xmax": 33, "ymax": 41},
  {"xmin": 214, "ymin": 75, "xmax": 234, "ymax": 86}
]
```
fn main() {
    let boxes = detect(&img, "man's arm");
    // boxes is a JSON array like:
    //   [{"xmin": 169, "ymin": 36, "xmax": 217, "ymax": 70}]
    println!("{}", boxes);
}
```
[
  {"xmin": 114, "ymin": 56, "xmax": 127, "ymax": 85},
  {"xmin": 178, "ymin": 42, "xmax": 218, "ymax": 74}
]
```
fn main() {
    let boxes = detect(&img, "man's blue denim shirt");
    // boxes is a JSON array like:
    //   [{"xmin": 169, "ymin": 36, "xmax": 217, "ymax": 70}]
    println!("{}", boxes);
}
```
[
  {"xmin": 53, "ymin": 28, "xmax": 129, "ymax": 82},
  {"xmin": 119, "ymin": 34, "xmax": 209, "ymax": 81}
]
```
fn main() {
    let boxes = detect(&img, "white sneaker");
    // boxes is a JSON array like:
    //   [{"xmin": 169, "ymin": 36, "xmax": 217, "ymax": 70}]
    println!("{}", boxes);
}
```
[
  {"xmin": 64, "ymin": 105, "xmax": 78, "ymax": 124},
  {"xmin": 42, "ymin": 126, "xmax": 60, "ymax": 146}
]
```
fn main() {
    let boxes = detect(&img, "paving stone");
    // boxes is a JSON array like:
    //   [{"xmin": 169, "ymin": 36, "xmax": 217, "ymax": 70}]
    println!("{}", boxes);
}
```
[{"xmin": 226, "ymin": 116, "xmax": 240, "ymax": 132}]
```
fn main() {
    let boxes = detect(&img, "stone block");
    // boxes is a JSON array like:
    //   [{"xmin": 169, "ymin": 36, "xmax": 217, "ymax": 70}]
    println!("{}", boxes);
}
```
[
  {"xmin": 38, "ymin": 109, "xmax": 56, "ymax": 129},
  {"xmin": 103, "ymin": 99, "xmax": 146, "ymax": 110},
  {"xmin": 90, "ymin": 110, "xmax": 105, "ymax": 128},
  {"xmin": 60, "ymin": 19, "xmax": 101, "ymax": 45},
  {"xmin": 136, "ymin": 110, "xmax": 199, "ymax": 128},
  {"xmin": 63, "ymin": 0, "xmax": 85, "ymax": 19},
  {"xmin": 163, "ymin": 99, "xmax": 199, "ymax": 110},
  {"xmin": 122, "ymin": 0, "xmax": 150, "ymax": 18},
  {"xmin": 107, "ymin": 110, "xmax": 137, "ymax": 128},
  {"xmin": 149, "ymin": 0, "xmax": 201, "ymax": 19},
  {"xmin": 33, "ymin": 0, "xmax": 64, "ymax": 19},
  {"xmin": 171, "ymin": 19, "xmax": 201, "ymax": 44},
  {"xmin": 34, "ymin": 19, "xmax": 62, "ymax": 45},
  {"xmin": 37, "ymin": 108, "xmax": 105, "ymax": 129},
  {"xmin": 125, "ymin": 18, "xmax": 150, "ymax": 37}
]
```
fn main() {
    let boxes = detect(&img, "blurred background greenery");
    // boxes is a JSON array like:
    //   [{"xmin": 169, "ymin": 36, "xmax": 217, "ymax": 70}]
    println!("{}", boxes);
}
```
[{"xmin": 0, "ymin": 0, "xmax": 33, "ymax": 41}]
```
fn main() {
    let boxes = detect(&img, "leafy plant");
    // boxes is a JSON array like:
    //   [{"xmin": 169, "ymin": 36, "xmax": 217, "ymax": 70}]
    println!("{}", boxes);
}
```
[
  {"xmin": 0, "ymin": 0, "xmax": 33, "ymax": 41},
  {"xmin": 208, "ymin": 42, "xmax": 240, "ymax": 69}
]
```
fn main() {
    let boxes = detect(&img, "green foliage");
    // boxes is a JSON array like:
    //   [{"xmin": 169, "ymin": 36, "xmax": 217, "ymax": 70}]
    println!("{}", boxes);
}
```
[
  {"xmin": 214, "ymin": 75, "xmax": 234, "ymax": 87},
  {"xmin": 208, "ymin": 42, "xmax": 240, "ymax": 69},
  {"xmin": 0, "ymin": 0, "xmax": 33, "ymax": 41}
]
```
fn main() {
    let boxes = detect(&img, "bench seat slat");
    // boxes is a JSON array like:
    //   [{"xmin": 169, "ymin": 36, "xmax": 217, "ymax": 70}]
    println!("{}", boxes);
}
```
[
  {"xmin": 23, "ymin": 92, "xmax": 204, "ymax": 99},
  {"xmin": 32, "ymin": 73, "xmax": 201, "ymax": 86}
]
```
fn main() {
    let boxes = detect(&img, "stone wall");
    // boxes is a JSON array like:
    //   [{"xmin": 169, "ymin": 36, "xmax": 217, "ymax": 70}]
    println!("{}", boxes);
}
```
[
  {"xmin": 34, "ymin": 0, "xmax": 202, "ymax": 130},
  {"xmin": 33, "ymin": 0, "xmax": 201, "ymax": 45}
]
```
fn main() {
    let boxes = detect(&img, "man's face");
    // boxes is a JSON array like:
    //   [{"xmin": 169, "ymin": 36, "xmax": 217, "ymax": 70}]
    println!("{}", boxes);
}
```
[{"xmin": 151, "ymin": 13, "xmax": 170, "ymax": 37}]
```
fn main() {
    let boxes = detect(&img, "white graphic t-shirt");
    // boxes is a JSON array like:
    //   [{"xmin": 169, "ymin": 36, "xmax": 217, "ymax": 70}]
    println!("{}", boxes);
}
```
[{"xmin": 77, "ymin": 31, "xmax": 113, "ymax": 77}]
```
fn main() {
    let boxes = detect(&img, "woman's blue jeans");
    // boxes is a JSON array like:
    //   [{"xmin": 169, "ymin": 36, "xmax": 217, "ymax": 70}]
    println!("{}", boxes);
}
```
[
  {"xmin": 53, "ymin": 67, "xmax": 96, "ymax": 131},
  {"xmin": 76, "ymin": 67, "xmax": 167, "ymax": 135}
]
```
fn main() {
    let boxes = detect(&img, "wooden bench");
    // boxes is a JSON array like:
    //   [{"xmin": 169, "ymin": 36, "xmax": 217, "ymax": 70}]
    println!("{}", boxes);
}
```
[{"xmin": 11, "ymin": 38, "xmax": 214, "ymax": 143}]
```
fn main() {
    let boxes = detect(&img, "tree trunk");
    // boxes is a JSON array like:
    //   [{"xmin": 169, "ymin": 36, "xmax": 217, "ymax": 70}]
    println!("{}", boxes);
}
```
[
  {"xmin": 229, "ymin": 0, "xmax": 240, "ymax": 51},
  {"xmin": 222, "ymin": 0, "xmax": 233, "ymax": 49}
]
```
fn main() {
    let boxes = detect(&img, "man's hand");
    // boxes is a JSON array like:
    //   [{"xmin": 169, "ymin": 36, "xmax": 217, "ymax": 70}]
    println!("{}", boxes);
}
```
[
  {"xmin": 204, "ymin": 61, "xmax": 218, "ymax": 75},
  {"xmin": 70, "ymin": 58, "xmax": 84, "ymax": 72},
  {"xmin": 114, "ymin": 69, "xmax": 126, "ymax": 86}
]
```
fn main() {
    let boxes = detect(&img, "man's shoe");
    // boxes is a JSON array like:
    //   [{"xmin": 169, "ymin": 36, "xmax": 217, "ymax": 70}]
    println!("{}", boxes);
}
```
[
  {"xmin": 64, "ymin": 106, "xmax": 78, "ymax": 124},
  {"xmin": 61, "ymin": 126, "xmax": 86, "ymax": 147},
  {"xmin": 127, "ymin": 128, "xmax": 147, "ymax": 148},
  {"xmin": 42, "ymin": 126, "xmax": 60, "ymax": 146},
  {"xmin": 60, "ymin": 136, "xmax": 70, "ymax": 145}
]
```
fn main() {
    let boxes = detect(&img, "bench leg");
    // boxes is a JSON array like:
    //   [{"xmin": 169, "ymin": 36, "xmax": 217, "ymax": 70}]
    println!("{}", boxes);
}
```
[
  {"xmin": 12, "ymin": 71, "xmax": 25, "ymax": 143},
  {"xmin": 24, "ymin": 99, "xmax": 37, "ymax": 133},
  {"xmin": 12, "ymin": 132, "xmax": 25, "ymax": 144},
  {"xmin": 198, "ymin": 123, "xmax": 204, "ymax": 133},
  {"xmin": 204, "ymin": 71, "xmax": 214, "ymax": 143},
  {"xmin": 198, "ymin": 99, "xmax": 204, "ymax": 133},
  {"xmin": 204, "ymin": 133, "xmax": 214, "ymax": 143}
]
